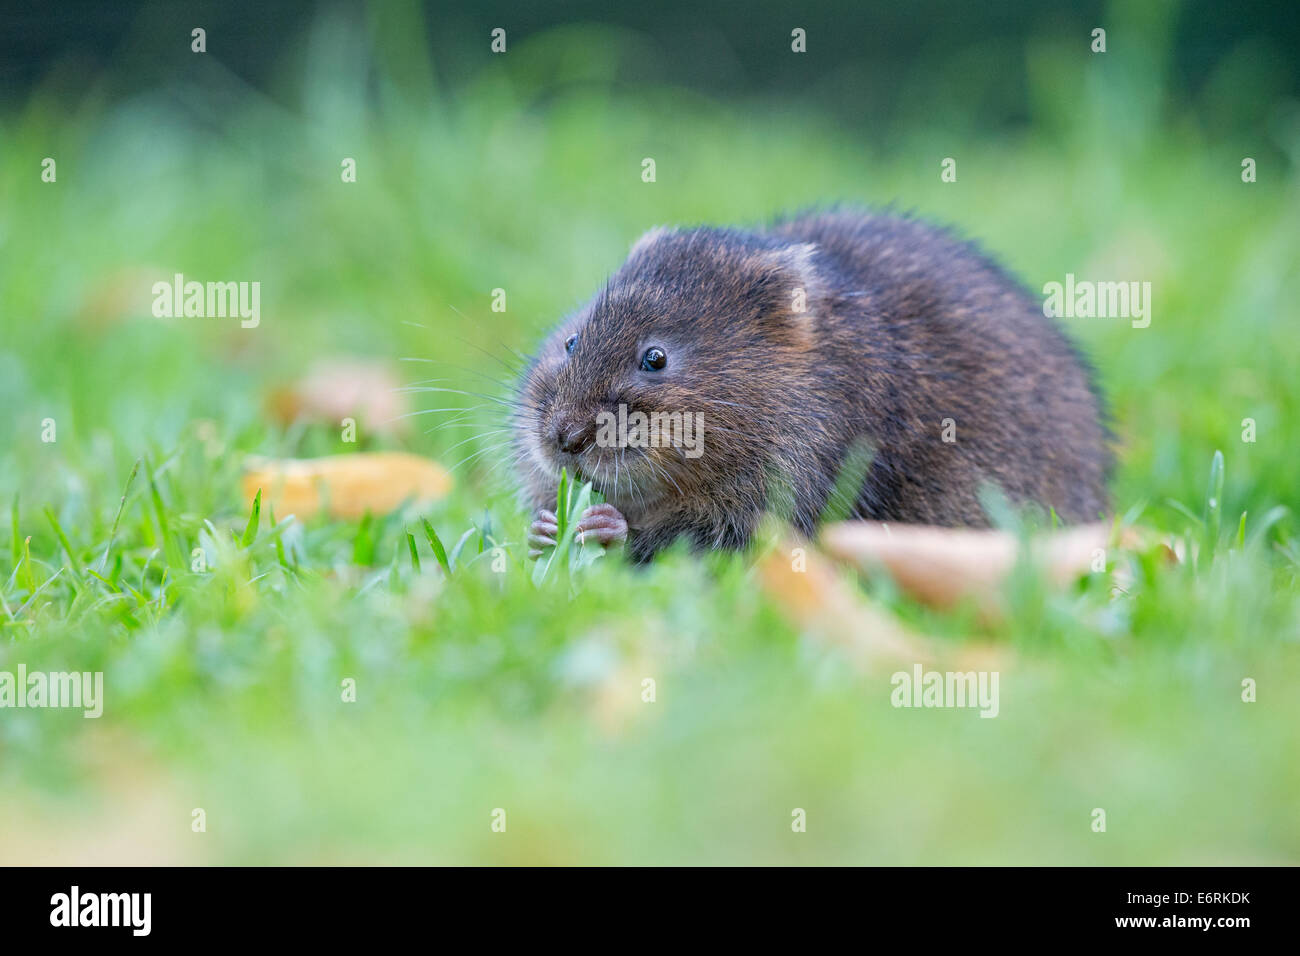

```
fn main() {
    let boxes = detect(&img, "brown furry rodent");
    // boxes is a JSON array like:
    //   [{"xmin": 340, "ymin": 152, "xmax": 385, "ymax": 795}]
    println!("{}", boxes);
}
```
[{"xmin": 516, "ymin": 209, "xmax": 1110, "ymax": 563}]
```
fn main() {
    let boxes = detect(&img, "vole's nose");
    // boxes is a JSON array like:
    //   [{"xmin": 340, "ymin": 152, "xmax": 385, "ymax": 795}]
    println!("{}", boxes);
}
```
[{"xmin": 553, "ymin": 419, "xmax": 593, "ymax": 455}]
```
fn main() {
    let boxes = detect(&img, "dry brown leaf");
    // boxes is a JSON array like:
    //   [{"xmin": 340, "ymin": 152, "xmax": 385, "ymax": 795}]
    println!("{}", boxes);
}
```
[
  {"xmin": 819, "ymin": 521, "xmax": 1136, "ymax": 618},
  {"xmin": 757, "ymin": 536, "xmax": 934, "ymax": 669},
  {"xmin": 242, "ymin": 452, "xmax": 452, "ymax": 520}
]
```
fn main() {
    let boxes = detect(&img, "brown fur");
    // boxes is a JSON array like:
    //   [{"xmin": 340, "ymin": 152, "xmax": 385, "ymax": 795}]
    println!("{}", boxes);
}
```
[{"xmin": 515, "ymin": 209, "xmax": 1111, "ymax": 562}]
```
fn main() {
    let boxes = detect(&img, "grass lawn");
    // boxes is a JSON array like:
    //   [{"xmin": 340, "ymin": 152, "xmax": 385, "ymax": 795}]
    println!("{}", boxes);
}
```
[{"xmin": 2, "ymin": 18, "xmax": 1298, "ymax": 863}]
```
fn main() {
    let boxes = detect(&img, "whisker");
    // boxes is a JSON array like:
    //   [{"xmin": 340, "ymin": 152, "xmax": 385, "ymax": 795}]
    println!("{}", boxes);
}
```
[
  {"xmin": 441, "ymin": 428, "xmax": 515, "ymax": 457},
  {"xmin": 447, "ymin": 440, "xmax": 516, "ymax": 474}
]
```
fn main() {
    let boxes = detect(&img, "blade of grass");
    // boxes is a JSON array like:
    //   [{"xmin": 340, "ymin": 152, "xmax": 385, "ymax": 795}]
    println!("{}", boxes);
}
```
[
  {"xmin": 353, "ymin": 512, "xmax": 375, "ymax": 566},
  {"xmin": 1203, "ymin": 450, "xmax": 1225, "ymax": 565},
  {"xmin": 421, "ymin": 519, "xmax": 451, "ymax": 575},
  {"xmin": 556, "ymin": 470, "xmax": 570, "ymax": 537},
  {"xmin": 19, "ymin": 535, "xmax": 37, "ymax": 593},
  {"xmin": 10, "ymin": 494, "xmax": 19, "ymax": 569},
  {"xmin": 1164, "ymin": 498, "xmax": 1204, "ymax": 529},
  {"xmin": 43, "ymin": 506, "xmax": 84, "ymax": 585},
  {"xmin": 97, "ymin": 459, "xmax": 140, "ymax": 575},
  {"xmin": 240, "ymin": 488, "xmax": 262, "ymax": 547},
  {"xmin": 567, "ymin": 482, "xmax": 603, "ymax": 572},
  {"xmin": 820, "ymin": 440, "xmax": 874, "ymax": 524},
  {"xmin": 15, "ymin": 565, "xmax": 62, "ymax": 619},
  {"xmin": 449, "ymin": 527, "xmax": 477, "ymax": 571},
  {"xmin": 1246, "ymin": 505, "xmax": 1290, "ymax": 551},
  {"xmin": 146, "ymin": 457, "xmax": 185, "ymax": 569},
  {"xmin": 533, "ymin": 472, "xmax": 601, "ymax": 584},
  {"xmin": 268, "ymin": 505, "xmax": 291, "ymax": 570}
]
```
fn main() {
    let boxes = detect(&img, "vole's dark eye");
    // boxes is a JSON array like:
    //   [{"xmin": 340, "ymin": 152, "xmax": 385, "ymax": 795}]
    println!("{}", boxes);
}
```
[
  {"xmin": 565, "ymin": 334, "xmax": 578, "ymax": 354},
  {"xmin": 641, "ymin": 346, "xmax": 667, "ymax": 371}
]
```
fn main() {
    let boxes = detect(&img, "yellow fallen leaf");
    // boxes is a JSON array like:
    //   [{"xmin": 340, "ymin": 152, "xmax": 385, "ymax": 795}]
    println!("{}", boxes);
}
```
[
  {"xmin": 242, "ymin": 452, "xmax": 452, "ymax": 520},
  {"xmin": 818, "ymin": 521, "xmax": 1136, "ymax": 617},
  {"xmin": 757, "ymin": 535, "xmax": 933, "ymax": 669},
  {"xmin": 758, "ymin": 533, "xmax": 1020, "ymax": 676}
]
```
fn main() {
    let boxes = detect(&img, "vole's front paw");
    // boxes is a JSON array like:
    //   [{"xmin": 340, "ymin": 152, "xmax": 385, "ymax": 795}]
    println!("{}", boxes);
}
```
[
  {"xmin": 527, "ymin": 509, "xmax": 559, "ymax": 560},
  {"xmin": 575, "ymin": 503, "xmax": 628, "ymax": 549}
]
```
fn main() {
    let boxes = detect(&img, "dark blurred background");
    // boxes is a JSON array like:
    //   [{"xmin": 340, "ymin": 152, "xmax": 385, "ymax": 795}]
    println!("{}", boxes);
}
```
[{"xmin": 5, "ymin": 0, "xmax": 1299, "ymax": 148}]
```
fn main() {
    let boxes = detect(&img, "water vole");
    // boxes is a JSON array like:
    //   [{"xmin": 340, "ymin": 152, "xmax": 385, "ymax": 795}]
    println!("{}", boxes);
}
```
[{"xmin": 516, "ymin": 209, "xmax": 1110, "ymax": 563}]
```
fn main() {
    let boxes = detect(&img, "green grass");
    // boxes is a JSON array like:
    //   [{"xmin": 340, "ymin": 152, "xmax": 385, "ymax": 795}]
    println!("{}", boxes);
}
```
[{"xmin": 1, "ymin": 13, "xmax": 1298, "ymax": 863}]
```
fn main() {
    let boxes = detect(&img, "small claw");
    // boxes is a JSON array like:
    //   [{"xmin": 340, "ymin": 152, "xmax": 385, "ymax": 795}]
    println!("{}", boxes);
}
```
[
  {"xmin": 574, "ymin": 503, "xmax": 628, "ymax": 548},
  {"xmin": 528, "ymin": 532, "xmax": 557, "ymax": 551},
  {"xmin": 528, "ymin": 508, "xmax": 560, "ymax": 560}
]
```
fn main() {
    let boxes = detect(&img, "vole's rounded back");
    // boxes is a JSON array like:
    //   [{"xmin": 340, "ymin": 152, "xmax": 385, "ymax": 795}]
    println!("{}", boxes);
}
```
[{"xmin": 516, "ymin": 209, "xmax": 1110, "ymax": 562}]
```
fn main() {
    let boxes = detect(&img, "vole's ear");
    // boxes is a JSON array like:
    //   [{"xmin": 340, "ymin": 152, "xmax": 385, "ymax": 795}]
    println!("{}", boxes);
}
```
[{"xmin": 745, "ymin": 242, "xmax": 823, "ymax": 343}]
